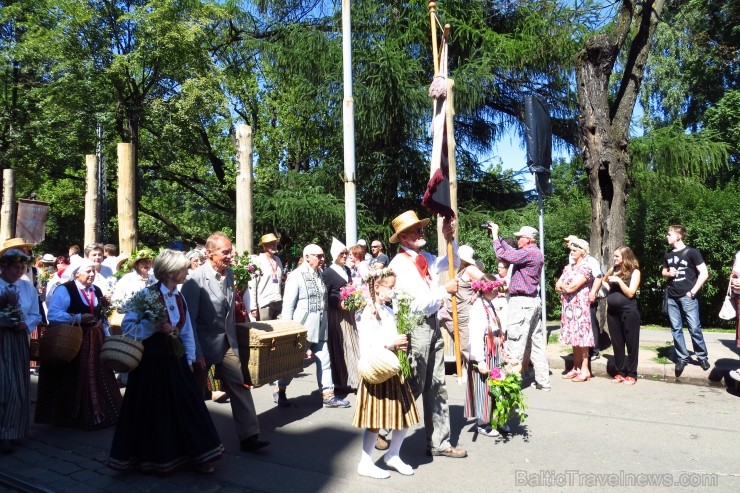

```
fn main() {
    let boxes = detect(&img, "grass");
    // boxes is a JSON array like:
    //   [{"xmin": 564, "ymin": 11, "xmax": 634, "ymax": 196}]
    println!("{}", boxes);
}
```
[
  {"xmin": 641, "ymin": 324, "xmax": 734, "ymax": 333},
  {"xmin": 547, "ymin": 332, "xmax": 559, "ymax": 345},
  {"xmin": 641, "ymin": 343, "xmax": 674, "ymax": 365}
]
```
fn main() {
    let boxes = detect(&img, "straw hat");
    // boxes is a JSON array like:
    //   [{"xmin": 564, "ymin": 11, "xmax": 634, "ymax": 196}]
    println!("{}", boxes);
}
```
[
  {"xmin": 389, "ymin": 211, "xmax": 430, "ymax": 244},
  {"xmin": 41, "ymin": 253, "xmax": 57, "ymax": 263},
  {"xmin": 259, "ymin": 233, "xmax": 279, "ymax": 245},
  {"xmin": 116, "ymin": 252, "xmax": 131, "ymax": 272},
  {"xmin": 0, "ymin": 237, "xmax": 35, "ymax": 255},
  {"xmin": 458, "ymin": 245, "xmax": 477, "ymax": 266}
]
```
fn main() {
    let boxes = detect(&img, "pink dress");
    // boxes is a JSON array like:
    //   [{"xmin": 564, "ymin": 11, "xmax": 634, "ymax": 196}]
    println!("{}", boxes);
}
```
[{"xmin": 558, "ymin": 262, "xmax": 594, "ymax": 347}]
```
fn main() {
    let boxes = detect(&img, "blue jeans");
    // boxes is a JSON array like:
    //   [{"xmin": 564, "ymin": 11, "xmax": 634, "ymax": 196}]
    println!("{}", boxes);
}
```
[{"xmin": 667, "ymin": 295, "xmax": 708, "ymax": 362}]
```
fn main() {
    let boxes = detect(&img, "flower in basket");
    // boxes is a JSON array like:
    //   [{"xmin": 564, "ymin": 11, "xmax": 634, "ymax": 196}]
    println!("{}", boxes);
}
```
[
  {"xmin": 232, "ymin": 253, "xmax": 262, "ymax": 291},
  {"xmin": 0, "ymin": 287, "xmax": 24, "ymax": 328},
  {"xmin": 340, "ymin": 284, "xmax": 366, "ymax": 312},
  {"xmin": 487, "ymin": 365, "xmax": 527, "ymax": 429}
]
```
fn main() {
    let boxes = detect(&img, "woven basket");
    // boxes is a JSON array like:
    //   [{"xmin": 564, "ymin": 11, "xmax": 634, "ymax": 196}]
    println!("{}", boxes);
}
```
[
  {"xmin": 358, "ymin": 347, "xmax": 400, "ymax": 384},
  {"xmin": 100, "ymin": 335, "xmax": 144, "ymax": 373},
  {"xmin": 242, "ymin": 320, "xmax": 307, "ymax": 387},
  {"xmin": 38, "ymin": 323, "xmax": 83, "ymax": 365}
]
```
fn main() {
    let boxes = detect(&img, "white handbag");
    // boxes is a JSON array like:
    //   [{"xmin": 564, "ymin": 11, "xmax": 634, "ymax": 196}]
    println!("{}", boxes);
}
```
[{"xmin": 718, "ymin": 283, "xmax": 736, "ymax": 321}]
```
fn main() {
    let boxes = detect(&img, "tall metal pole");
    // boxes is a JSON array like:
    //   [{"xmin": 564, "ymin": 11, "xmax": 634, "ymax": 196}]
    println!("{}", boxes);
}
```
[
  {"xmin": 538, "ymin": 193, "xmax": 546, "ymax": 331},
  {"xmin": 341, "ymin": 0, "xmax": 357, "ymax": 246}
]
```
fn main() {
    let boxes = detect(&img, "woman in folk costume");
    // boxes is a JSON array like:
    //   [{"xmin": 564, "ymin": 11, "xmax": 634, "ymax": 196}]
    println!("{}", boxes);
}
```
[
  {"xmin": 35, "ymin": 260, "xmax": 122, "ymax": 430},
  {"xmin": 352, "ymin": 268, "xmax": 419, "ymax": 479},
  {"xmin": 465, "ymin": 274, "xmax": 509, "ymax": 437},
  {"xmin": 322, "ymin": 237, "xmax": 361, "ymax": 393},
  {"xmin": 111, "ymin": 249, "xmax": 156, "ymax": 307},
  {"xmin": 109, "ymin": 249, "xmax": 223, "ymax": 474},
  {"xmin": 0, "ymin": 249, "xmax": 43, "ymax": 454}
]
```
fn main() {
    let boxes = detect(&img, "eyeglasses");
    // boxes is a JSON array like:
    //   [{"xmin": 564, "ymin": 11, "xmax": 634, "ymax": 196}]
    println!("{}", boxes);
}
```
[
  {"xmin": 308, "ymin": 253, "xmax": 324, "ymax": 258},
  {"xmin": 371, "ymin": 245, "xmax": 381, "ymax": 249}
]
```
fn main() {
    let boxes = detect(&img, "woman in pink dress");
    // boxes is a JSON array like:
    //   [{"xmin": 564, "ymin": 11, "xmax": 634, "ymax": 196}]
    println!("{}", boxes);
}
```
[{"xmin": 555, "ymin": 238, "xmax": 594, "ymax": 382}]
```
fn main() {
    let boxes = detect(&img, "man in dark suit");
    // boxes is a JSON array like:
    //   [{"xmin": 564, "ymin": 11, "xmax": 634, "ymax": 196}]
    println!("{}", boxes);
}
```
[{"xmin": 182, "ymin": 232, "xmax": 268, "ymax": 452}]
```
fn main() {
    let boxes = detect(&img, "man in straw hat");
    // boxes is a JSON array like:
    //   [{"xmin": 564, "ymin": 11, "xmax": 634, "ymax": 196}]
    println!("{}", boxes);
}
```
[
  {"xmin": 387, "ymin": 210, "xmax": 466, "ymax": 458},
  {"xmin": 487, "ymin": 223, "xmax": 550, "ymax": 391},
  {"xmin": 248, "ymin": 233, "xmax": 283, "ymax": 322}
]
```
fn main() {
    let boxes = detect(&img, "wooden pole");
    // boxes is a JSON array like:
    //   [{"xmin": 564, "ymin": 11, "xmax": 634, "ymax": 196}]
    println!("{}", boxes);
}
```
[
  {"xmin": 84, "ymin": 154, "xmax": 98, "ymax": 246},
  {"xmin": 235, "ymin": 124, "xmax": 254, "ymax": 255},
  {"xmin": 117, "ymin": 143, "xmax": 137, "ymax": 254},
  {"xmin": 0, "ymin": 169, "xmax": 16, "ymax": 242},
  {"xmin": 429, "ymin": 2, "xmax": 439, "ymax": 75}
]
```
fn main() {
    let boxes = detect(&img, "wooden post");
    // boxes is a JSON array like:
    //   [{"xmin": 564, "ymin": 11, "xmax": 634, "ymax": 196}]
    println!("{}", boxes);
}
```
[
  {"xmin": 235, "ymin": 124, "xmax": 253, "ymax": 255},
  {"xmin": 84, "ymin": 154, "xmax": 99, "ymax": 245},
  {"xmin": 0, "ymin": 169, "xmax": 15, "ymax": 242},
  {"xmin": 117, "ymin": 143, "xmax": 137, "ymax": 254}
]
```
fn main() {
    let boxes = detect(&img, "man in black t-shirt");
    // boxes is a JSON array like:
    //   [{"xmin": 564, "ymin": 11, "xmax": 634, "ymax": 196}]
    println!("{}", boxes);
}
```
[{"xmin": 662, "ymin": 224, "xmax": 710, "ymax": 376}]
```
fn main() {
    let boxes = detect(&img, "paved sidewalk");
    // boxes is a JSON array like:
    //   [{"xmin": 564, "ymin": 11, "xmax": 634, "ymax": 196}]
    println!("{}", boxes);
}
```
[{"xmin": 545, "ymin": 324, "xmax": 740, "ymax": 387}]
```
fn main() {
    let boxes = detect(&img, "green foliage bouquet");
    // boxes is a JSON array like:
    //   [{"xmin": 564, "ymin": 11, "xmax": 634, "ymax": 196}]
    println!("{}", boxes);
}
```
[
  {"xmin": 395, "ymin": 290, "xmax": 425, "ymax": 380},
  {"xmin": 487, "ymin": 366, "xmax": 527, "ymax": 429},
  {"xmin": 232, "ymin": 253, "xmax": 262, "ymax": 291}
]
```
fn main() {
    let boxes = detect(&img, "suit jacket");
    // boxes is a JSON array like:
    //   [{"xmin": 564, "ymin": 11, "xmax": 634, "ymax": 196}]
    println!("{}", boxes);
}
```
[
  {"xmin": 281, "ymin": 263, "xmax": 327, "ymax": 343},
  {"xmin": 182, "ymin": 261, "xmax": 238, "ymax": 365}
]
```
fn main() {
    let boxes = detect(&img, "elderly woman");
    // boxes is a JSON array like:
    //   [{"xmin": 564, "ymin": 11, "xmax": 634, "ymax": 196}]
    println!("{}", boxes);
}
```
[
  {"xmin": 0, "ymin": 250, "xmax": 42, "ymax": 453},
  {"xmin": 322, "ymin": 238, "xmax": 361, "ymax": 394},
  {"xmin": 186, "ymin": 249, "xmax": 206, "ymax": 276},
  {"xmin": 35, "ymin": 260, "xmax": 122, "ymax": 430},
  {"xmin": 84, "ymin": 243, "xmax": 116, "ymax": 298},
  {"xmin": 111, "ymin": 249, "xmax": 156, "ymax": 306},
  {"xmin": 555, "ymin": 238, "xmax": 594, "ymax": 382},
  {"xmin": 110, "ymin": 249, "xmax": 223, "ymax": 474}
]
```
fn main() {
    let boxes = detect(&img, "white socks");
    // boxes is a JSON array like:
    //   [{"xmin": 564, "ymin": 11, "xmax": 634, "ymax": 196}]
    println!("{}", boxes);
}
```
[{"xmin": 358, "ymin": 429, "xmax": 413, "ymax": 478}]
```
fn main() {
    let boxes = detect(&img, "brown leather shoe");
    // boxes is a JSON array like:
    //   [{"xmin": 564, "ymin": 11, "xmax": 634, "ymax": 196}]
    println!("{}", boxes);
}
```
[
  {"xmin": 430, "ymin": 447, "xmax": 467, "ymax": 458},
  {"xmin": 375, "ymin": 435, "xmax": 389, "ymax": 450}
]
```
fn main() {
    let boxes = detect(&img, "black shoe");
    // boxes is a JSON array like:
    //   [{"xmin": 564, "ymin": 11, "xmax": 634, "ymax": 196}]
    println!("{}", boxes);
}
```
[
  {"xmin": 272, "ymin": 391, "xmax": 290, "ymax": 407},
  {"xmin": 675, "ymin": 360, "xmax": 687, "ymax": 377},
  {"xmin": 240, "ymin": 435, "xmax": 270, "ymax": 452},
  {"xmin": 699, "ymin": 359, "xmax": 711, "ymax": 371},
  {"xmin": 590, "ymin": 351, "xmax": 600, "ymax": 361}
]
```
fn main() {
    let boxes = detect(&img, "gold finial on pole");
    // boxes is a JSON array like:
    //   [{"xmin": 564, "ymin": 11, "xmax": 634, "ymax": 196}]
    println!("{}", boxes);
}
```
[{"xmin": 429, "ymin": 2, "xmax": 439, "ymax": 75}]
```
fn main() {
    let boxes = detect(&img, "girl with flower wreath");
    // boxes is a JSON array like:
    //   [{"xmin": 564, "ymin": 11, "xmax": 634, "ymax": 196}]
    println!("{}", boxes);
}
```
[
  {"xmin": 352, "ymin": 268, "xmax": 419, "ymax": 479},
  {"xmin": 109, "ymin": 249, "xmax": 223, "ymax": 474},
  {"xmin": 465, "ymin": 274, "xmax": 509, "ymax": 437}
]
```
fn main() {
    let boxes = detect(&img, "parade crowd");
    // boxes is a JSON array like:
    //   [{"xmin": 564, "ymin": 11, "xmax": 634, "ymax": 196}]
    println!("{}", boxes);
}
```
[{"xmin": 1, "ymin": 214, "xmax": 739, "ymax": 479}]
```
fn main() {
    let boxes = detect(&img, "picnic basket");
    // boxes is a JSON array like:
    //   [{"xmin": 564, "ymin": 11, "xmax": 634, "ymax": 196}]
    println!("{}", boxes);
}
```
[
  {"xmin": 100, "ymin": 335, "xmax": 144, "ymax": 373},
  {"xmin": 236, "ymin": 320, "xmax": 307, "ymax": 387}
]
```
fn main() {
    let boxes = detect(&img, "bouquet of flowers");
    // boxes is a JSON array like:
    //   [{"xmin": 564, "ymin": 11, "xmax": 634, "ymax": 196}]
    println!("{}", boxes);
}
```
[
  {"xmin": 118, "ymin": 288, "xmax": 183, "ymax": 357},
  {"xmin": 232, "ymin": 253, "xmax": 262, "ymax": 291},
  {"xmin": 394, "ymin": 290, "xmax": 425, "ymax": 380},
  {"xmin": 0, "ymin": 288, "xmax": 23, "ymax": 328},
  {"xmin": 94, "ymin": 295, "xmax": 114, "ymax": 322},
  {"xmin": 340, "ymin": 284, "xmax": 366, "ymax": 312},
  {"xmin": 487, "ymin": 365, "xmax": 527, "ymax": 429}
]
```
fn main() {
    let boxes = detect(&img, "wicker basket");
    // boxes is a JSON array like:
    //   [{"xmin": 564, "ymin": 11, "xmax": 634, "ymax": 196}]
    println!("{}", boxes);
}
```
[
  {"xmin": 100, "ymin": 335, "xmax": 144, "ymax": 373},
  {"xmin": 38, "ymin": 323, "xmax": 83, "ymax": 365},
  {"xmin": 240, "ymin": 320, "xmax": 307, "ymax": 387}
]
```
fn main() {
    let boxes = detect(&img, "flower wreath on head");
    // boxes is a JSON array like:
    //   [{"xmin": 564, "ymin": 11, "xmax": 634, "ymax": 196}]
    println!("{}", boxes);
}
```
[
  {"xmin": 471, "ymin": 279, "xmax": 504, "ymax": 293},
  {"xmin": 362, "ymin": 267, "xmax": 395, "ymax": 284}
]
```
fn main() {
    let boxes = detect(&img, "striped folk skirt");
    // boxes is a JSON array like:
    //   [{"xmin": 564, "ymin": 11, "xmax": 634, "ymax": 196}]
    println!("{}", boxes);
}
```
[
  {"xmin": 464, "ymin": 337, "xmax": 502, "ymax": 423},
  {"xmin": 0, "ymin": 326, "xmax": 30, "ymax": 440},
  {"xmin": 352, "ymin": 374, "xmax": 419, "ymax": 430}
]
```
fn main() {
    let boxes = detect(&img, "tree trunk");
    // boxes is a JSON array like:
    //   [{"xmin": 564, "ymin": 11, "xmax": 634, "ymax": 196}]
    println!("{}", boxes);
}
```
[{"xmin": 575, "ymin": 0, "xmax": 666, "ymax": 266}]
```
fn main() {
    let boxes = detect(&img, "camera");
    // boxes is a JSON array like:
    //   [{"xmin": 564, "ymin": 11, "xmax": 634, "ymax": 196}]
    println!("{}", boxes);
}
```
[{"xmin": 480, "ymin": 222, "xmax": 492, "ymax": 229}]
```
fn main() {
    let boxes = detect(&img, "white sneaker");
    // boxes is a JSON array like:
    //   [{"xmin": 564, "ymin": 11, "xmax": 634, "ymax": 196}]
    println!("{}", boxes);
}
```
[
  {"xmin": 357, "ymin": 461, "xmax": 390, "ymax": 479},
  {"xmin": 477, "ymin": 425, "xmax": 500, "ymax": 437},
  {"xmin": 384, "ymin": 455, "xmax": 414, "ymax": 476},
  {"xmin": 729, "ymin": 369, "xmax": 740, "ymax": 382}
]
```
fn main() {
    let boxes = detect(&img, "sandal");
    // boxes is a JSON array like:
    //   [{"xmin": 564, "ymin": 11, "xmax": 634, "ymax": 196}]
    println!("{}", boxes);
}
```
[
  {"xmin": 611, "ymin": 375, "xmax": 625, "ymax": 384},
  {"xmin": 572, "ymin": 373, "xmax": 591, "ymax": 382},
  {"xmin": 623, "ymin": 376, "xmax": 636, "ymax": 385},
  {"xmin": 562, "ymin": 369, "xmax": 579, "ymax": 379}
]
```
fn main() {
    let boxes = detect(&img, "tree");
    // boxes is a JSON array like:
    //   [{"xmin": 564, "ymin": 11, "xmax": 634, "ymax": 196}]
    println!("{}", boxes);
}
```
[{"xmin": 575, "ymin": 0, "xmax": 668, "ymax": 267}]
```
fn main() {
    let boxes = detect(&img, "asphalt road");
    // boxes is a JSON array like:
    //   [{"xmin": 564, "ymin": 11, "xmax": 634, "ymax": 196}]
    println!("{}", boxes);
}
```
[{"xmin": 1, "ymin": 362, "xmax": 739, "ymax": 493}]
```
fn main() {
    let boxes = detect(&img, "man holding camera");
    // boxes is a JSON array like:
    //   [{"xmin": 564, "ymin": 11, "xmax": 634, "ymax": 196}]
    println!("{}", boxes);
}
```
[{"xmin": 487, "ymin": 223, "xmax": 550, "ymax": 391}]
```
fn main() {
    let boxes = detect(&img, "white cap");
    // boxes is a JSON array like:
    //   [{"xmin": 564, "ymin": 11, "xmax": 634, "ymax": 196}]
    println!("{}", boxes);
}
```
[{"xmin": 357, "ymin": 239, "xmax": 367, "ymax": 247}]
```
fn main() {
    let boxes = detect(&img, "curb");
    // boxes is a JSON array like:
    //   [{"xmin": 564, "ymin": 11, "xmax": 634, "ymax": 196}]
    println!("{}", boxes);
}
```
[{"xmin": 546, "ymin": 351, "xmax": 735, "ymax": 388}]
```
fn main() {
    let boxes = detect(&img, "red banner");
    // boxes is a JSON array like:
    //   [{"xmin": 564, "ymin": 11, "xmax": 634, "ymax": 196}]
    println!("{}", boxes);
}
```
[{"xmin": 15, "ymin": 199, "xmax": 49, "ymax": 244}]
